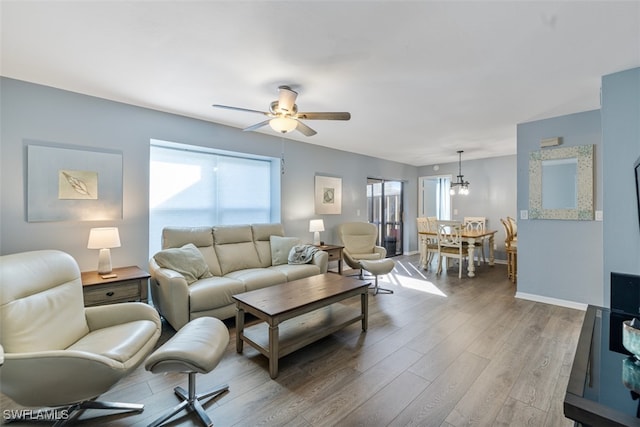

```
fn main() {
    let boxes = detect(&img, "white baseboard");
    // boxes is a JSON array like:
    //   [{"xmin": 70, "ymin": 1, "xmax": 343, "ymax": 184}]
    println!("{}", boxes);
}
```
[{"xmin": 515, "ymin": 292, "xmax": 588, "ymax": 311}]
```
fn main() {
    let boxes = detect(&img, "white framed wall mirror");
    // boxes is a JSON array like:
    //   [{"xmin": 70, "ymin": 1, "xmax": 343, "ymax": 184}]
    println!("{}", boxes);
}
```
[{"xmin": 529, "ymin": 144, "xmax": 594, "ymax": 220}]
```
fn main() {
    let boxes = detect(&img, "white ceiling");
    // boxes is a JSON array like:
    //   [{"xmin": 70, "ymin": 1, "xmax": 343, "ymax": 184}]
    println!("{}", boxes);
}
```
[{"xmin": 2, "ymin": 1, "xmax": 639, "ymax": 166}]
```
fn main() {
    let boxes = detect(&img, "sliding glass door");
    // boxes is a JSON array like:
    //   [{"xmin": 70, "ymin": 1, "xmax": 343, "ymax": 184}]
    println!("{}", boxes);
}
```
[{"xmin": 367, "ymin": 178, "xmax": 403, "ymax": 256}]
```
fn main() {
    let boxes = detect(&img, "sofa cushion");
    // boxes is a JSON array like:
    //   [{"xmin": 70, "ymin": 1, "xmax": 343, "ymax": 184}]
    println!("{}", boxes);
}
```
[
  {"xmin": 269, "ymin": 264, "xmax": 322, "ymax": 281},
  {"xmin": 162, "ymin": 227, "xmax": 222, "ymax": 276},
  {"xmin": 162, "ymin": 226, "xmax": 213, "ymax": 248},
  {"xmin": 225, "ymin": 268, "xmax": 287, "ymax": 292},
  {"xmin": 154, "ymin": 243, "xmax": 213, "ymax": 285},
  {"xmin": 270, "ymin": 236, "xmax": 301, "ymax": 266},
  {"xmin": 253, "ymin": 223, "xmax": 285, "ymax": 267},
  {"xmin": 213, "ymin": 225, "xmax": 262, "ymax": 275},
  {"xmin": 188, "ymin": 276, "xmax": 245, "ymax": 312}
]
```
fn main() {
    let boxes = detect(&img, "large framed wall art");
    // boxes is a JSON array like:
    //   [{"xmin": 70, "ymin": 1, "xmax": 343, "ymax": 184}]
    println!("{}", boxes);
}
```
[
  {"xmin": 27, "ymin": 142, "xmax": 123, "ymax": 222},
  {"xmin": 315, "ymin": 175, "xmax": 342, "ymax": 215}
]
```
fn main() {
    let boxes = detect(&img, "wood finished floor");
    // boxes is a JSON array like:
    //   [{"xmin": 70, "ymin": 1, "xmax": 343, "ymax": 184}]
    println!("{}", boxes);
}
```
[{"xmin": 1, "ymin": 254, "xmax": 585, "ymax": 427}]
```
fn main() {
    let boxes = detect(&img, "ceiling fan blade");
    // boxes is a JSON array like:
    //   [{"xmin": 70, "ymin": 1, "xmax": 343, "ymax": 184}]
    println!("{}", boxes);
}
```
[
  {"xmin": 295, "ymin": 120, "xmax": 317, "ymax": 137},
  {"xmin": 296, "ymin": 112, "xmax": 351, "ymax": 121},
  {"xmin": 212, "ymin": 104, "xmax": 269, "ymax": 115},
  {"xmin": 243, "ymin": 120, "xmax": 271, "ymax": 132}
]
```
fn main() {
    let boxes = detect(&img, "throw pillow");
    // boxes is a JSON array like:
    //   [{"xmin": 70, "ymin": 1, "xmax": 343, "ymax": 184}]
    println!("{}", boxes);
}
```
[
  {"xmin": 153, "ymin": 243, "xmax": 213, "ymax": 285},
  {"xmin": 270, "ymin": 235, "xmax": 300, "ymax": 266}
]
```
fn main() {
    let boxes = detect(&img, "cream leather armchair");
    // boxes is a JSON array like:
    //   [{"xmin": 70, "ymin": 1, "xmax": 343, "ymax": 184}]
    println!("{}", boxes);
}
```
[
  {"xmin": 0, "ymin": 250, "xmax": 161, "ymax": 426},
  {"xmin": 337, "ymin": 222, "xmax": 387, "ymax": 277}
]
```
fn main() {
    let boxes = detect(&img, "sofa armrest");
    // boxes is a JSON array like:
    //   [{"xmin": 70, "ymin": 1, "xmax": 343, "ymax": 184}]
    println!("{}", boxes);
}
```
[
  {"xmin": 149, "ymin": 258, "xmax": 191, "ymax": 330},
  {"xmin": 312, "ymin": 250, "xmax": 329, "ymax": 274}
]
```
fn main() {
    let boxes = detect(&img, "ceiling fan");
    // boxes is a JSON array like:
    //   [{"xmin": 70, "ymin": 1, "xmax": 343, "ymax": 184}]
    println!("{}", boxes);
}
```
[{"xmin": 212, "ymin": 85, "xmax": 351, "ymax": 136}]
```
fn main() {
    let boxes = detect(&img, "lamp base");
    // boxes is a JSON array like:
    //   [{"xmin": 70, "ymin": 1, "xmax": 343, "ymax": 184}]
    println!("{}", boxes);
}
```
[
  {"xmin": 313, "ymin": 231, "xmax": 321, "ymax": 246},
  {"xmin": 97, "ymin": 248, "xmax": 113, "ymax": 274}
]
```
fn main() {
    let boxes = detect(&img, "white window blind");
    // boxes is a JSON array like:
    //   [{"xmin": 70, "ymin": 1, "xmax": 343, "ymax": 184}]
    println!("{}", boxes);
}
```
[{"xmin": 149, "ymin": 142, "xmax": 277, "ymax": 256}]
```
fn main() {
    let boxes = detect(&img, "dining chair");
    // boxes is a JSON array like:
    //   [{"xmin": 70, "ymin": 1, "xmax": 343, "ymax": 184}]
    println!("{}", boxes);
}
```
[
  {"xmin": 463, "ymin": 216, "xmax": 487, "ymax": 265},
  {"xmin": 507, "ymin": 216, "xmax": 518, "ymax": 242},
  {"xmin": 435, "ymin": 220, "xmax": 467, "ymax": 279},
  {"xmin": 416, "ymin": 217, "xmax": 438, "ymax": 269},
  {"xmin": 425, "ymin": 216, "xmax": 439, "ymax": 268},
  {"xmin": 500, "ymin": 218, "xmax": 517, "ymax": 283},
  {"xmin": 416, "ymin": 217, "xmax": 428, "ymax": 267}
]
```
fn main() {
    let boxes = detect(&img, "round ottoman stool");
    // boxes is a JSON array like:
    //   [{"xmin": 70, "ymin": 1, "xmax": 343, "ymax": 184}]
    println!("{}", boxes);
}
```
[
  {"xmin": 359, "ymin": 258, "xmax": 395, "ymax": 294},
  {"xmin": 145, "ymin": 317, "xmax": 229, "ymax": 427}
]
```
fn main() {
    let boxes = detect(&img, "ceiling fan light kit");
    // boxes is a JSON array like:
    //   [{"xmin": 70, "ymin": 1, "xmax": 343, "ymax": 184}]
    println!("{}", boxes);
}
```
[
  {"xmin": 270, "ymin": 116, "xmax": 297, "ymax": 133},
  {"xmin": 212, "ymin": 85, "xmax": 350, "ymax": 137},
  {"xmin": 450, "ymin": 150, "xmax": 470, "ymax": 195}
]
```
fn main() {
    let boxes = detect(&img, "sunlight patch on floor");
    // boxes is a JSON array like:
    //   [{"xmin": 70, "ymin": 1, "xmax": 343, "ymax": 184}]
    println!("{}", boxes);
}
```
[{"xmin": 383, "ymin": 271, "xmax": 447, "ymax": 297}]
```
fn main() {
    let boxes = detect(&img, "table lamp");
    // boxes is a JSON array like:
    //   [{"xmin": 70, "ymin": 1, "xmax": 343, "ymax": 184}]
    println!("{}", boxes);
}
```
[
  {"xmin": 309, "ymin": 219, "xmax": 325, "ymax": 246},
  {"xmin": 87, "ymin": 227, "xmax": 121, "ymax": 275}
]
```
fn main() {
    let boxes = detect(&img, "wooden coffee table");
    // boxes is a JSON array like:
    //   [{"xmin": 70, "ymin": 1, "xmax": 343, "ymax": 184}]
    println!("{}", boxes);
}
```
[{"xmin": 233, "ymin": 274, "xmax": 369, "ymax": 379}]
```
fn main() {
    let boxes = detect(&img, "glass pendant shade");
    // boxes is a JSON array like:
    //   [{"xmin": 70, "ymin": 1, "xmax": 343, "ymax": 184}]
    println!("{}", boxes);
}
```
[{"xmin": 270, "ymin": 117, "xmax": 298, "ymax": 133}]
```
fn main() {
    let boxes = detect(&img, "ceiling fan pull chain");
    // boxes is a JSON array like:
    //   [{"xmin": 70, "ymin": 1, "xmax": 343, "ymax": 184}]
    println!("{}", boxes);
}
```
[{"xmin": 281, "ymin": 137, "xmax": 285, "ymax": 175}]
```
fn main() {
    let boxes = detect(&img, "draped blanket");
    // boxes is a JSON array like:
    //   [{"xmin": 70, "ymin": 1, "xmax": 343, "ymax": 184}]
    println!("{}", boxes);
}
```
[{"xmin": 288, "ymin": 244, "xmax": 319, "ymax": 265}]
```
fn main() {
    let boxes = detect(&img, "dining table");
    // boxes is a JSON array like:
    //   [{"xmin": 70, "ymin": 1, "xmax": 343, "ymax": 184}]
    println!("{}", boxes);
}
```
[{"xmin": 418, "ymin": 229, "xmax": 498, "ymax": 278}]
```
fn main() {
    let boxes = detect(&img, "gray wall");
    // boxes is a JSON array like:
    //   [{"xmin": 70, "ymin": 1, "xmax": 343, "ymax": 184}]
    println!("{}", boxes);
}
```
[
  {"xmin": 516, "ymin": 109, "xmax": 604, "ymax": 307},
  {"xmin": 602, "ymin": 67, "xmax": 640, "ymax": 306},
  {"xmin": 0, "ymin": 77, "xmax": 418, "ymax": 271},
  {"xmin": 417, "ymin": 155, "xmax": 517, "ymax": 261}
]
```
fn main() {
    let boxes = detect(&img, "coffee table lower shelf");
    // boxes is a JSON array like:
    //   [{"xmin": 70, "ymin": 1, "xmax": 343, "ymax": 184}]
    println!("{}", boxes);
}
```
[{"xmin": 242, "ymin": 302, "xmax": 363, "ymax": 361}]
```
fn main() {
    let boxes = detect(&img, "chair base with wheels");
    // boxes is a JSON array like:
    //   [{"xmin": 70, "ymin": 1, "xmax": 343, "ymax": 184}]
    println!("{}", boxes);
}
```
[
  {"xmin": 359, "ymin": 258, "xmax": 395, "ymax": 294},
  {"xmin": 145, "ymin": 317, "xmax": 230, "ymax": 427}
]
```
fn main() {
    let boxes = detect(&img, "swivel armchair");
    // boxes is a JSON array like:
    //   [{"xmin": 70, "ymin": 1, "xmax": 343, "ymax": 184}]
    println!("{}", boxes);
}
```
[
  {"xmin": 337, "ymin": 222, "xmax": 387, "ymax": 277},
  {"xmin": 0, "ymin": 250, "xmax": 161, "ymax": 426}
]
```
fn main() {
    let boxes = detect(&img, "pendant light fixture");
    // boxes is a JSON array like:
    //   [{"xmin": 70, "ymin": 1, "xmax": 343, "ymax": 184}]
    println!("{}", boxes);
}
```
[{"xmin": 450, "ymin": 150, "xmax": 470, "ymax": 195}]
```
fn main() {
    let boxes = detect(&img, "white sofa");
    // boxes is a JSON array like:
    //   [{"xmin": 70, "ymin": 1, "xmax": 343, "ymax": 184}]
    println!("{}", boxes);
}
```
[{"xmin": 149, "ymin": 223, "xmax": 328, "ymax": 330}]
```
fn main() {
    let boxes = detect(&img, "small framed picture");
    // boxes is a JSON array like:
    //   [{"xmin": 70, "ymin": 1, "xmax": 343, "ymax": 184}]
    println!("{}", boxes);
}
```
[{"xmin": 315, "ymin": 175, "xmax": 342, "ymax": 215}]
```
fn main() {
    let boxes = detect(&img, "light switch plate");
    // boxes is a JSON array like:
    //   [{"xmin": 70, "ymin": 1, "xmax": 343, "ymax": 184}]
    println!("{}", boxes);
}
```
[
  {"xmin": 520, "ymin": 210, "xmax": 528, "ymax": 220},
  {"xmin": 595, "ymin": 210, "xmax": 603, "ymax": 221}
]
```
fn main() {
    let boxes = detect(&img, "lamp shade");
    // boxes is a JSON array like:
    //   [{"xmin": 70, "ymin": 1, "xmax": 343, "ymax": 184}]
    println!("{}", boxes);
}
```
[
  {"xmin": 309, "ymin": 219, "xmax": 325, "ymax": 232},
  {"xmin": 270, "ymin": 117, "xmax": 298, "ymax": 133},
  {"xmin": 87, "ymin": 227, "xmax": 121, "ymax": 249}
]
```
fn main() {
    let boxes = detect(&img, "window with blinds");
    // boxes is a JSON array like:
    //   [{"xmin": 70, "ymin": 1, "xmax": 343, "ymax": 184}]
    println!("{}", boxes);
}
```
[{"xmin": 149, "ymin": 140, "xmax": 280, "ymax": 256}]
